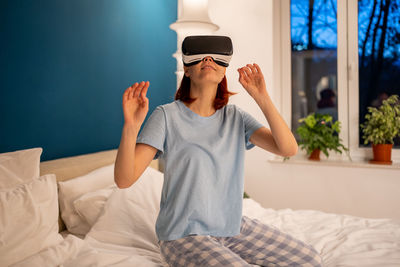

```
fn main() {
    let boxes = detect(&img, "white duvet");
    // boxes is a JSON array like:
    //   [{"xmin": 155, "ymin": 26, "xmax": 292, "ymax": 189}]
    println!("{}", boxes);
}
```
[
  {"xmin": 243, "ymin": 199, "xmax": 400, "ymax": 267},
  {"xmin": 12, "ymin": 198, "xmax": 400, "ymax": 267}
]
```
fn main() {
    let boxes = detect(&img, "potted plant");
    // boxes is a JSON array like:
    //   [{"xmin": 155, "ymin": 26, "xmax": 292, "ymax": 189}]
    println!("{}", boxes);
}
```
[
  {"xmin": 360, "ymin": 94, "xmax": 400, "ymax": 165},
  {"xmin": 296, "ymin": 113, "xmax": 348, "ymax": 161}
]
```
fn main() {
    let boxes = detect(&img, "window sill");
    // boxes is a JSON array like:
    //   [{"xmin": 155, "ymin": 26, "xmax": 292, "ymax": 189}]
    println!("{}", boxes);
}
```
[{"xmin": 268, "ymin": 154, "xmax": 400, "ymax": 170}]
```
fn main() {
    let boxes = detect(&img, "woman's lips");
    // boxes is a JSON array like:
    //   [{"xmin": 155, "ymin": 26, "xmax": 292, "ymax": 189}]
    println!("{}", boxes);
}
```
[{"xmin": 201, "ymin": 65, "xmax": 216, "ymax": 70}]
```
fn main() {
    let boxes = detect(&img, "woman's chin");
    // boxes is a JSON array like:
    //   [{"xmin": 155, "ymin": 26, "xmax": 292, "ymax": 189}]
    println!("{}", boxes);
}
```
[{"xmin": 193, "ymin": 76, "xmax": 221, "ymax": 85}]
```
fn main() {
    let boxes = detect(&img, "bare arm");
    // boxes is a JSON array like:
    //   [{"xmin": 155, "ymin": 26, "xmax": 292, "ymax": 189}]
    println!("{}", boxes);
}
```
[
  {"xmin": 249, "ymin": 127, "xmax": 285, "ymax": 156},
  {"xmin": 238, "ymin": 64, "xmax": 298, "ymax": 157},
  {"xmin": 114, "ymin": 81, "xmax": 157, "ymax": 189}
]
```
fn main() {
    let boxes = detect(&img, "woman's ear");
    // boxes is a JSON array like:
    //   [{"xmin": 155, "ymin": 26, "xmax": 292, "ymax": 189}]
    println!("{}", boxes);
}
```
[{"xmin": 183, "ymin": 66, "xmax": 190, "ymax": 77}]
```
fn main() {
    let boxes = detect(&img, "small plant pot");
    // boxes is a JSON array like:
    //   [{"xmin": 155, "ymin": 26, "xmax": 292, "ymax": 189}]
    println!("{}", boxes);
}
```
[
  {"xmin": 369, "ymin": 144, "xmax": 393, "ymax": 165},
  {"xmin": 309, "ymin": 149, "xmax": 321, "ymax": 161}
]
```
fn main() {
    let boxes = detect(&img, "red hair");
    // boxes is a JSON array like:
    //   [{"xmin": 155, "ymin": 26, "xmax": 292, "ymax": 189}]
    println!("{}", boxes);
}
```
[{"xmin": 175, "ymin": 75, "xmax": 236, "ymax": 110}]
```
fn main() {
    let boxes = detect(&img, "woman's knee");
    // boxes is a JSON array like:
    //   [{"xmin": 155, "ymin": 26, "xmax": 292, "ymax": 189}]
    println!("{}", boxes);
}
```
[
  {"xmin": 305, "ymin": 245, "xmax": 323, "ymax": 267},
  {"xmin": 237, "ymin": 216, "xmax": 323, "ymax": 266}
]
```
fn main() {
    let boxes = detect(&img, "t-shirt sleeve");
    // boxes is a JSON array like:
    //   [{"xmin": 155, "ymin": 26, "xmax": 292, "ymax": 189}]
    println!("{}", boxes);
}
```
[
  {"xmin": 136, "ymin": 106, "xmax": 166, "ymax": 159},
  {"xmin": 238, "ymin": 107, "xmax": 264, "ymax": 150}
]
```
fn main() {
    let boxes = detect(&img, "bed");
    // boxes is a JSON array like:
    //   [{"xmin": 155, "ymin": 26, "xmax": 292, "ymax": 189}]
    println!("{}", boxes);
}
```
[{"xmin": 1, "ymin": 147, "xmax": 400, "ymax": 266}]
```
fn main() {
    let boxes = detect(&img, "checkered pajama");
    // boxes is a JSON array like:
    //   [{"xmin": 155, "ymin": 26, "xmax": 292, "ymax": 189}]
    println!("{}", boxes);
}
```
[{"xmin": 158, "ymin": 216, "xmax": 322, "ymax": 267}]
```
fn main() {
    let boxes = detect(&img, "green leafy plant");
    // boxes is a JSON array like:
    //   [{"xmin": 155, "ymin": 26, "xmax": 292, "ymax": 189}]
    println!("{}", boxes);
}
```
[
  {"xmin": 360, "ymin": 94, "xmax": 400, "ymax": 145},
  {"xmin": 296, "ymin": 113, "xmax": 348, "ymax": 157}
]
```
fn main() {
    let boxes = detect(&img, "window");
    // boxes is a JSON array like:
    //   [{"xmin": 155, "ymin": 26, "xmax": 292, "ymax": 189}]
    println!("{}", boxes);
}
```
[
  {"xmin": 357, "ymin": 0, "xmax": 400, "ymax": 148},
  {"xmin": 290, "ymin": 0, "xmax": 338, "ymax": 138},
  {"xmin": 278, "ymin": 0, "xmax": 400, "ymax": 161}
]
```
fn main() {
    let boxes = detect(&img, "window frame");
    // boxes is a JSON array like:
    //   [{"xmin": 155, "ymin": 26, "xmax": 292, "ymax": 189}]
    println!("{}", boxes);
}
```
[{"xmin": 278, "ymin": 0, "xmax": 400, "ymax": 162}]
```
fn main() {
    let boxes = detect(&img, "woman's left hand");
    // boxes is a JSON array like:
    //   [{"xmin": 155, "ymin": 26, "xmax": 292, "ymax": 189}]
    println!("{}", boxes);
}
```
[{"xmin": 237, "ymin": 63, "xmax": 267, "ymax": 101}]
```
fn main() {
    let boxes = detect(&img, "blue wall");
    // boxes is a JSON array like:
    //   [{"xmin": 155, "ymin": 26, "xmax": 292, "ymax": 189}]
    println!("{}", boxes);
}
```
[{"xmin": 0, "ymin": 0, "xmax": 177, "ymax": 161}]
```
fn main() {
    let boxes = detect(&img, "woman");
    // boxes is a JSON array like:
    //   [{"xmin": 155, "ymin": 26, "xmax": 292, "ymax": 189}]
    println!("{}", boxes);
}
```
[{"xmin": 114, "ymin": 36, "xmax": 322, "ymax": 267}]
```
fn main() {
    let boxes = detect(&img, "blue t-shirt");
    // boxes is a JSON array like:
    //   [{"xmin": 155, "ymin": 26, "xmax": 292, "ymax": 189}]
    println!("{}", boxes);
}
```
[{"xmin": 137, "ymin": 100, "xmax": 263, "ymax": 241}]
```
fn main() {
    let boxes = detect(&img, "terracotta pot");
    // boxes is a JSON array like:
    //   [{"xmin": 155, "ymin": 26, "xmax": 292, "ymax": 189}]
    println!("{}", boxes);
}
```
[
  {"xmin": 370, "ymin": 144, "xmax": 393, "ymax": 165},
  {"xmin": 309, "ymin": 149, "xmax": 321, "ymax": 161}
]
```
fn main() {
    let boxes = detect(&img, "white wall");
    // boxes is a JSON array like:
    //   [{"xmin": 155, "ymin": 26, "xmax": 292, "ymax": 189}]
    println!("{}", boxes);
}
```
[
  {"xmin": 208, "ymin": 0, "xmax": 274, "ymax": 123},
  {"xmin": 208, "ymin": 0, "xmax": 400, "ymax": 220}
]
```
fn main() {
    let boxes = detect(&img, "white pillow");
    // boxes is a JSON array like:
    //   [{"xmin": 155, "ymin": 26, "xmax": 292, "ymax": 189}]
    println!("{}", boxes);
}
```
[
  {"xmin": 73, "ymin": 184, "xmax": 117, "ymax": 227},
  {"xmin": 57, "ymin": 164, "xmax": 115, "ymax": 235},
  {"xmin": 0, "ymin": 174, "xmax": 63, "ymax": 266},
  {"xmin": 0, "ymin": 147, "xmax": 42, "ymax": 189},
  {"xmin": 86, "ymin": 167, "xmax": 164, "ymax": 255}
]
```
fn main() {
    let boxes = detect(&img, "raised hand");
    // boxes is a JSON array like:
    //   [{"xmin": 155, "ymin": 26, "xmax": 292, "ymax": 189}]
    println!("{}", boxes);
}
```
[
  {"xmin": 237, "ymin": 63, "xmax": 268, "ymax": 101},
  {"xmin": 122, "ymin": 81, "xmax": 149, "ymax": 127}
]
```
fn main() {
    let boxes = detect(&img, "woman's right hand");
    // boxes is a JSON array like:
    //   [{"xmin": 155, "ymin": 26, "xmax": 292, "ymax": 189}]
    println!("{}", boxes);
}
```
[{"xmin": 122, "ymin": 81, "xmax": 150, "ymax": 127}]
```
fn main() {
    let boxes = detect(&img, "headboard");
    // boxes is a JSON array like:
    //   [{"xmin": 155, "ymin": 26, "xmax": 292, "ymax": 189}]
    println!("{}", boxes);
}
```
[{"xmin": 39, "ymin": 148, "xmax": 159, "ymax": 232}]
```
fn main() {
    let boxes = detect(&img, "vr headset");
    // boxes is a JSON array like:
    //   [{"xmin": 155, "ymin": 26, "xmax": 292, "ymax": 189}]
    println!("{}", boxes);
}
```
[{"xmin": 182, "ymin": 35, "xmax": 233, "ymax": 67}]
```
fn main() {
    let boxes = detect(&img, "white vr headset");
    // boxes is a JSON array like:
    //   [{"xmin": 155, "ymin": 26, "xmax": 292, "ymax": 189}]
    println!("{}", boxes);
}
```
[{"xmin": 182, "ymin": 35, "xmax": 233, "ymax": 67}]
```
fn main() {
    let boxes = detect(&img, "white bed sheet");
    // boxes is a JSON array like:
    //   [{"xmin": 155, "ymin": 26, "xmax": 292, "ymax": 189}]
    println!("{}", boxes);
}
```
[
  {"xmin": 13, "ymin": 198, "xmax": 400, "ymax": 267},
  {"xmin": 242, "ymin": 199, "xmax": 400, "ymax": 267}
]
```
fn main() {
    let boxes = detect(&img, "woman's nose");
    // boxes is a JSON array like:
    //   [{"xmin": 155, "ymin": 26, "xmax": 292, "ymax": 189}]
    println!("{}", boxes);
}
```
[{"xmin": 202, "ymin": 56, "xmax": 214, "ymax": 62}]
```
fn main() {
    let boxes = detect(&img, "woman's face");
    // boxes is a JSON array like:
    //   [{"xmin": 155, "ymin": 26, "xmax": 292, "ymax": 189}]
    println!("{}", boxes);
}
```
[{"xmin": 184, "ymin": 57, "xmax": 226, "ymax": 85}]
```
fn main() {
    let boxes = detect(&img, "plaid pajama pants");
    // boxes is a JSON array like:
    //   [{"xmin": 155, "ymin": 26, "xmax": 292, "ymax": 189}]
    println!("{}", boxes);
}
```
[{"xmin": 158, "ymin": 216, "xmax": 322, "ymax": 267}]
